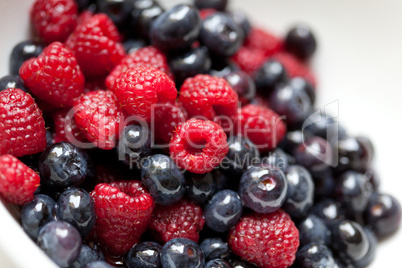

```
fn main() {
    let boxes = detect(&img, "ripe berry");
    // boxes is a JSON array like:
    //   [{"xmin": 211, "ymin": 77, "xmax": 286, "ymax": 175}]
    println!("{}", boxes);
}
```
[
  {"xmin": 231, "ymin": 47, "xmax": 267, "ymax": 74},
  {"xmin": 294, "ymin": 136, "xmax": 333, "ymax": 173},
  {"xmin": 290, "ymin": 76, "xmax": 316, "ymax": 104},
  {"xmin": 298, "ymin": 214, "xmax": 331, "ymax": 247},
  {"xmin": 228, "ymin": 10, "xmax": 251, "ymax": 38},
  {"xmin": 86, "ymin": 261, "xmax": 114, "ymax": 268},
  {"xmin": 185, "ymin": 171, "xmax": 216, "ymax": 204},
  {"xmin": 0, "ymin": 75, "xmax": 27, "ymax": 93},
  {"xmin": 205, "ymin": 259, "xmax": 232, "ymax": 268},
  {"xmin": 311, "ymin": 199, "xmax": 346, "ymax": 227},
  {"xmin": 194, "ymin": 0, "xmax": 228, "ymax": 11},
  {"xmin": 254, "ymin": 59, "xmax": 287, "ymax": 95},
  {"xmin": 123, "ymin": 39, "xmax": 147, "ymax": 54},
  {"xmin": 129, "ymin": 1, "xmax": 165, "ymax": 39},
  {"xmin": 335, "ymin": 136, "xmax": 373, "ymax": 172},
  {"xmin": 260, "ymin": 148, "xmax": 290, "ymax": 172},
  {"xmin": 160, "ymin": 238, "xmax": 205, "ymax": 268},
  {"xmin": 96, "ymin": 0, "xmax": 133, "ymax": 29},
  {"xmin": 71, "ymin": 244, "xmax": 105, "ymax": 268},
  {"xmin": 199, "ymin": 237, "xmax": 231, "ymax": 261},
  {"xmin": 9, "ymin": 41, "xmax": 43, "ymax": 75},
  {"xmin": 296, "ymin": 243, "xmax": 336, "ymax": 268},
  {"xmin": 125, "ymin": 241, "xmax": 162, "ymax": 268},
  {"xmin": 223, "ymin": 71, "xmax": 256, "ymax": 106},
  {"xmin": 285, "ymin": 24, "xmax": 317, "ymax": 60},
  {"xmin": 52, "ymin": 109, "xmax": 87, "ymax": 144},
  {"xmin": 117, "ymin": 124, "xmax": 151, "ymax": 167},
  {"xmin": 245, "ymin": 27, "xmax": 283, "ymax": 56}
]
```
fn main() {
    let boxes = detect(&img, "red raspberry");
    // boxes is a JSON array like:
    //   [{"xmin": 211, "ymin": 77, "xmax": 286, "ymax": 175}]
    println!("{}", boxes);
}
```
[
  {"xmin": 90, "ymin": 181, "xmax": 154, "ymax": 256},
  {"xmin": 30, "ymin": 0, "xmax": 78, "ymax": 44},
  {"xmin": 228, "ymin": 210, "xmax": 299, "ymax": 268},
  {"xmin": 149, "ymin": 199, "xmax": 204, "ymax": 243},
  {"xmin": 73, "ymin": 90, "xmax": 123, "ymax": 150},
  {"xmin": 179, "ymin": 74, "xmax": 239, "ymax": 123},
  {"xmin": 244, "ymin": 27, "xmax": 283, "ymax": 57},
  {"xmin": 0, "ymin": 155, "xmax": 40, "ymax": 205},
  {"xmin": 199, "ymin": 8, "xmax": 217, "ymax": 19},
  {"xmin": 105, "ymin": 46, "xmax": 173, "ymax": 90},
  {"xmin": 65, "ymin": 13, "xmax": 126, "ymax": 78},
  {"xmin": 76, "ymin": 10, "xmax": 93, "ymax": 26},
  {"xmin": 231, "ymin": 46, "xmax": 267, "ymax": 74},
  {"xmin": 19, "ymin": 42, "xmax": 85, "ymax": 108},
  {"xmin": 234, "ymin": 104, "xmax": 286, "ymax": 153},
  {"xmin": 52, "ymin": 109, "xmax": 87, "ymax": 144},
  {"xmin": 0, "ymin": 88, "xmax": 47, "ymax": 157},
  {"xmin": 113, "ymin": 66, "xmax": 177, "ymax": 122},
  {"xmin": 169, "ymin": 119, "xmax": 229, "ymax": 174}
]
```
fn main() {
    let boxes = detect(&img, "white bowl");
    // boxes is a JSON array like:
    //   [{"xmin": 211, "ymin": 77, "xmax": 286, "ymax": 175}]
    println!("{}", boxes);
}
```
[{"xmin": 0, "ymin": 0, "xmax": 401, "ymax": 267}]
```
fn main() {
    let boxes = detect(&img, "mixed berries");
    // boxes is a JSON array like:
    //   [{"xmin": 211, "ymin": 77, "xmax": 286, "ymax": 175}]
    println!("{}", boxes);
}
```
[{"xmin": 0, "ymin": 0, "xmax": 400, "ymax": 267}]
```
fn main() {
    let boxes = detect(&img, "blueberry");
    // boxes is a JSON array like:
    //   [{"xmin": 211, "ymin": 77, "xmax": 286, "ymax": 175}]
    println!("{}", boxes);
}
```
[
  {"xmin": 21, "ymin": 194, "xmax": 56, "ymax": 240},
  {"xmin": 56, "ymin": 188, "xmax": 96, "ymax": 237},
  {"xmin": 294, "ymin": 136, "xmax": 333, "ymax": 173},
  {"xmin": 209, "ymin": 58, "xmax": 239, "ymax": 77},
  {"xmin": 0, "ymin": 75, "xmax": 27, "ymax": 92},
  {"xmin": 223, "ymin": 71, "xmax": 256, "ymax": 106},
  {"xmin": 311, "ymin": 168, "xmax": 336, "ymax": 198},
  {"xmin": 130, "ymin": 1, "xmax": 165, "ymax": 39},
  {"xmin": 227, "ymin": 10, "xmax": 251, "ymax": 38},
  {"xmin": 228, "ymin": 258, "xmax": 257, "ymax": 268},
  {"xmin": 160, "ymin": 238, "xmax": 205, "ymax": 268},
  {"xmin": 169, "ymin": 47, "xmax": 212, "ymax": 85},
  {"xmin": 290, "ymin": 76, "xmax": 316, "ymax": 104},
  {"xmin": 304, "ymin": 111, "xmax": 347, "ymax": 143},
  {"xmin": 85, "ymin": 261, "xmax": 114, "ymax": 268},
  {"xmin": 97, "ymin": 0, "xmax": 133, "ymax": 29},
  {"xmin": 282, "ymin": 165, "xmax": 314, "ymax": 219},
  {"xmin": 260, "ymin": 148, "xmax": 290, "ymax": 172},
  {"xmin": 279, "ymin": 129, "xmax": 313, "ymax": 155},
  {"xmin": 335, "ymin": 136, "xmax": 373, "ymax": 173},
  {"xmin": 185, "ymin": 172, "xmax": 216, "ymax": 204},
  {"xmin": 354, "ymin": 228, "xmax": 377, "ymax": 268},
  {"xmin": 123, "ymin": 38, "xmax": 147, "ymax": 54},
  {"xmin": 239, "ymin": 165, "xmax": 287, "ymax": 213},
  {"xmin": 199, "ymin": 12, "xmax": 243, "ymax": 57},
  {"xmin": 199, "ymin": 238, "xmax": 231, "ymax": 261},
  {"xmin": 141, "ymin": 154, "xmax": 185, "ymax": 205},
  {"xmin": 9, "ymin": 40, "xmax": 43, "ymax": 75},
  {"xmin": 71, "ymin": 244, "xmax": 105, "ymax": 268},
  {"xmin": 46, "ymin": 129, "xmax": 54, "ymax": 147},
  {"xmin": 194, "ymin": 0, "xmax": 228, "ymax": 11},
  {"xmin": 364, "ymin": 193, "xmax": 401, "ymax": 238},
  {"xmin": 298, "ymin": 215, "xmax": 331, "ymax": 247},
  {"xmin": 126, "ymin": 241, "xmax": 162, "ymax": 268},
  {"xmin": 311, "ymin": 199, "xmax": 345, "ymax": 227},
  {"xmin": 204, "ymin": 190, "xmax": 243, "ymax": 232},
  {"xmin": 205, "ymin": 259, "xmax": 232, "ymax": 268},
  {"xmin": 364, "ymin": 168, "xmax": 380, "ymax": 191},
  {"xmin": 37, "ymin": 221, "xmax": 82, "ymax": 268},
  {"xmin": 39, "ymin": 142, "xmax": 88, "ymax": 191},
  {"xmin": 117, "ymin": 124, "xmax": 151, "ymax": 167},
  {"xmin": 254, "ymin": 60, "xmax": 287, "ymax": 95},
  {"xmin": 150, "ymin": 4, "xmax": 201, "ymax": 51},
  {"xmin": 296, "ymin": 243, "xmax": 336, "ymax": 268},
  {"xmin": 212, "ymin": 169, "xmax": 230, "ymax": 191},
  {"xmin": 285, "ymin": 24, "xmax": 317, "ymax": 60}
]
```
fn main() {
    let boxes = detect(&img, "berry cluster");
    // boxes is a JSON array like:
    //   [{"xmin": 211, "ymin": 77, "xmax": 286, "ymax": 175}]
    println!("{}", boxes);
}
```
[{"xmin": 0, "ymin": 0, "xmax": 400, "ymax": 268}]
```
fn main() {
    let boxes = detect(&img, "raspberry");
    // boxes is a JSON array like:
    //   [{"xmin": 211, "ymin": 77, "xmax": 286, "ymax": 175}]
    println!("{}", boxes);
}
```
[
  {"xmin": 0, "ymin": 88, "xmax": 47, "ymax": 157},
  {"xmin": 30, "ymin": 0, "xmax": 78, "ymax": 44},
  {"xmin": 19, "ymin": 42, "xmax": 85, "ymax": 108},
  {"xmin": 65, "ymin": 13, "xmax": 126, "ymax": 78},
  {"xmin": 231, "ymin": 46, "xmax": 267, "ymax": 74},
  {"xmin": 73, "ymin": 90, "xmax": 123, "ymax": 150},
  {"xmin": 105, "ymin": 46, "xmax": 173, "ymax": 90},
  {"xmin": 149, "ymin": 199, "xmax": 204, "ymax": 243},
  {"xmin": 234, "ymin": 104, "xmax": 286, "ymax": 153},
  {"xmin": 169, "ymin": 119, "xmax": 229, "ymax": 174},
  {"xmin": 90, "ymin": 181, "xmax": 154, "ymax": 256},
  {"xmin": 199, "ymin": 8, "xmax": 217, "ymax": 19},
  {"xmin": 179, "ymin": 74, "xmax": 239, "ymax": 123},
  {"xmin": 228, "ymin": 210, "xmax": 299, "ymax": 268},
  {"xmin": 244, "ymin": 27, "xmax": 283, "ymax": 57},
  {"xmin": 153, "ymin": 101, "xmax": 187, "ymax": 144},
  {"xmin": 52, "ymin": 109, "xmax": 87, "ymax": 144},
  {"xmin": 113, "ymin": 66, "xmax": 177, "ymax": 122},
  {"xmin": 0, "ymin": 154, "xmax": 40, "ymax": 205}
]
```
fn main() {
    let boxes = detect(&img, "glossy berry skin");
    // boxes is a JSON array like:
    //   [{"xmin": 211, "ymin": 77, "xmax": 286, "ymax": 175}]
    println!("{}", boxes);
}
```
[
  {"xmin": 239, "ymin": 165, "xmax": 287, "ymax": 213},
  {"xmin": 141, "ymin": 154, "xmax": 185, "ymax": 206},
  {"xmin": 228, "ymin": 259, "xmax": 257, "ymax": 268},
  {"xmin": 290, "ymin": 76, "xmax": 316, "ymax": 104},
  {"xmin": 9, "ymin": 41, "xmax": 43, "ymax": 75},
  {"xmin": 194, "ymin": 0, "xmax": 227, "ymax": 11},
  {"xmin": 297, "ymin": 215, "xmax": 331, "ymax": 247},
  {"xmin": 200, "ymin": 13, "xmax": 243, "ymax": 57},
  {"xmin": 295, "ymin": 243, "xmax": 336, "ymax": 268},
  {"xmin": 130, "ymin": 1, "xmax": 164, "ymax": 39},
  {"xmin": 205, "ymin": 259, "xmax": 232, "ymax": 268},
  {"xmin": 96, "ymin": 0, "xmax": 133, "ymax": 29},
  {"xmin": 280, "ymin": 129, "xmax": 313, "ymax": 154},
  {"xmin": 21, "ymin": 194, "xmax": 56, "ymax": 240},
  {"xmin": 185, "ymin": 172, "xmax": 216, "ymax": 204},
  {"xmin": 150, "ymin": 4, "xmax": 201, "ymax": 51},
  {"xmin": 303, "ymin": 111, "xmax": 347, "ymax": 142},
  {"xmin": 71, "ymin": 244, "xmax": 105, "ymax": 268},
  {"xmin": 209, "ymin": 58, "xmax": 239, "ymax": 78},
  {"xmin": 282, "ymin": 165, "xmax": 314, "ymax": 219},
  {"xmin": 294, "ymin": 136, "xmax": 333, "ymax": 173},
  {"xmin": 223, "ymin": 71, "xmax": 256, "ymax": 106},
  {"xmin": 199, "ymin": 238, "xmax": 231, "ymax": 261},
  {"xmin": 160, "ymin": 238, "xmax": 205, "ymax": 268},
  {"xmin": 311, "ymin": 199, "xmax": 345, "ymax": 227},
  {"xmin": 56, "ymin": 188, "xmax": 95, "ymax": 237},
  {"xmin": 354, "ymin": 228, "xmax": 377, "ymax": 268},
  {"xmin": 336, "ymin": 136, "xmax": 373, "ymax": 172},
  {"xmin": 204, "ymin": 190, "xmax": 243, "ymax": 232},
  {"xmin": 285, "ymin": 24, "xmax": 317, "ymax": 60},
  {"xmin": 123, "ymin": 39, "xmax": 147, "ymax": 54},
  {"xmin": 39, "ymin": 142, "xmax": 88, "ymax": 192},
  {"xmin": 260, "ymin": 148, "xmax": 290, "ymax": 172},
  {"xmin": 254, "ymin": 60, "xmax": 287, "ymax": 95},
  {"xmin": 126, "ymin": 241, "xmax": 162, "ymax": 268},
  {"xmin": 118, "ymin": 125, "xmax": 151, "ymax": 167},
  {"xmin": 228, "ymin": 10, "xmax": 251, "ymax": 38},
  {"xmin": 0, "ymin": 75, "xmax": 27, "ymax": 93},
  {"xmin": 364, "ymin": 193, "xmax": 402, "ymax": 238},
  {"xmin": 37, "ymin": 221, "xmax": 82, "ymax": 268}
]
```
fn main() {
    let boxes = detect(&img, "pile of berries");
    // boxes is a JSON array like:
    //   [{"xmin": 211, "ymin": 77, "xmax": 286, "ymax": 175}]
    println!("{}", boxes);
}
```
[{"xmin": 0, "ymin": 0, "xmax": 400, "ymax": 267}]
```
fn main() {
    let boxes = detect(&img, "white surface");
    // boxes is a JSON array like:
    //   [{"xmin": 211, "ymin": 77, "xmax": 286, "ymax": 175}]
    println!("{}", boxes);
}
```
[{"xmin": 0, "ymin": 0, "xmax": 401, "ymax": 267}]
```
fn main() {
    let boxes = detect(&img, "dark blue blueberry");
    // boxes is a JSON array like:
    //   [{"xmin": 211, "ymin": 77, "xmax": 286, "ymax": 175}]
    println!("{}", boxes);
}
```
[
  {"xmin": 0, "ymin": 75, "xmax": 27, "ymax": 92},
  {"xmin": 194, "ymin": 0, "xmax": 228, "ymax": 11},
  {"xmin": 123, "ymin": 38, "xmax": 147, "ymax": 54},
  {"xmin": 296, "ymin": 243, "xmax": 336, "ymax": 268},
  {"xmin": 364, "ymin": 168, "xmax": 380, "ymax": 192},
  {"xmin": 39, "ymin": 142, "xmax": 88, "ymax": 191},
  {"xmin": 294, "ymin": 136, "xmax": 333, "ymax": 173},
  {"xmin": 126, "ymin": 241, "xmax": 162, "ymax": 268},
  {"xmin": 21, "ymin": 194, "xmax": 56, "ymax": 241},
  {"xmin": 223, "ymin": 71, "xmax": 256, "ymax": 106},
  {"xmin": 354, "ymin": 228, "xmax": 377, "ymax": 268},
  {"xmin": 96, "ymin": 0, "xmax": 133, "ymax": 29},
  {"xmin": 117, "ymin": 124, "xmax": 151, "ymax": 167},
  {"xmin": 254, "ymin": 60, "xmax": 287, "ymax": 95},
  {"xmin": 141, "ymin": 154, "xmax": 185, "ymax": 205},
  {"xmin": 239, "ymin": 165, "xmax": 287, "ymax": 213},
  {"xmin": 290, "ymin": 76, "xmax": 316, "ymax": 104},
  {"xmin": 304, "ymin": 111, "xmax": 347, "ymax": 143},
  {"xmin": 209, "ymin": 58, "xmax": 239, "ymax": 77},
  {"xmin": 228, "ymin": 259, "xmax": 257, "ymax": 268},
  {"xmin": 160, "ymin": 238, "xmax": 205, "ymax": 268},
  {"xmin": 37, "ymin": 221, "xmax": 82, "ymax": 268},
  {"xmin": 335, "ymin": 136, "xmax": 373, "ymax": 173},
  {"xmin": 85, "ymin": 261, "xmax": 114, "ymax": 268},
  {"xmin": 212, "ymin": 169, "xmax": 230, "ymax": 191},
  {"xmin": 285, "ymin": 24, "xmax": 317, "ymax": 60},
  {"xmin": 227, "ymin": 10, "xmax": 251, "ymax": 38},
  {"xmin": 364, "ymin": 193, "xmax": 401, "ymax": 238},
  {"xmin": 71, "ymin": 244, "xmax": 105, "ymax": 268},
  {"xmin": 298, "ymin": 215, "xmax": 331, "ymax": 247},
  {"xmin": 260, "ymin": 148, "xmax": 290, "ymax": 172},
  {"xmin": 221, "ymin": 136, "xmax": 259, "ymax": 178},
  {"xmin": 312, "ymin": 168, "xmax": 336, "ymax": 198},
  {"xmin": 282, "ymin": 165, "xmax": 314, "ymax": 219},
  {"xmin": 278, "ymin": 129, "xmax": 313, "ymax": 155},
  {"xmin": 199, "ymin": 12, "xmax": 243, "ymax": 57},
  {"xmin": 150, "ymin": 4, "xmax": 201, "ymax": 51},
  {"xmin": 130, "ymin": 1, "xmax": 164, "ymax": 39},
  {"xmin": 45, "ymin": 129, "xmax": 53, "ymax": 147},
  {"xmin": 56, "ymin": 188, "xmax": 96, "ymax": 237},
  {"xmin": 169, "ymin": 46, "xmax": 212, "ymax": 85},
  {"xmin": 205, "ymin": 259, "xmax": 232, "ymax": 268},
  {"xmin": 199, "ymin": 238, "xmax": 231, "ymax": 261},
  {"xmin": 9, "ymin": 40, "xmax": 43, "ymax": 75},
  {"xmin": 185, "ymin": 172, "xmax": 216, "ymax": 204},
  {"xmin": 311, "ymin": 199, "xmax": 345, "ymax": 227},
  {"xmin": 204, "ymin": 190, "xmax": 243, "ymax": 232}
]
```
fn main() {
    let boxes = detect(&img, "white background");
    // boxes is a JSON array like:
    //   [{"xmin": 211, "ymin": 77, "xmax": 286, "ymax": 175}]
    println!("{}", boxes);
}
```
[{"xmin": 0, "ymin": 0, "xmax": 401, "ymax": 267}]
